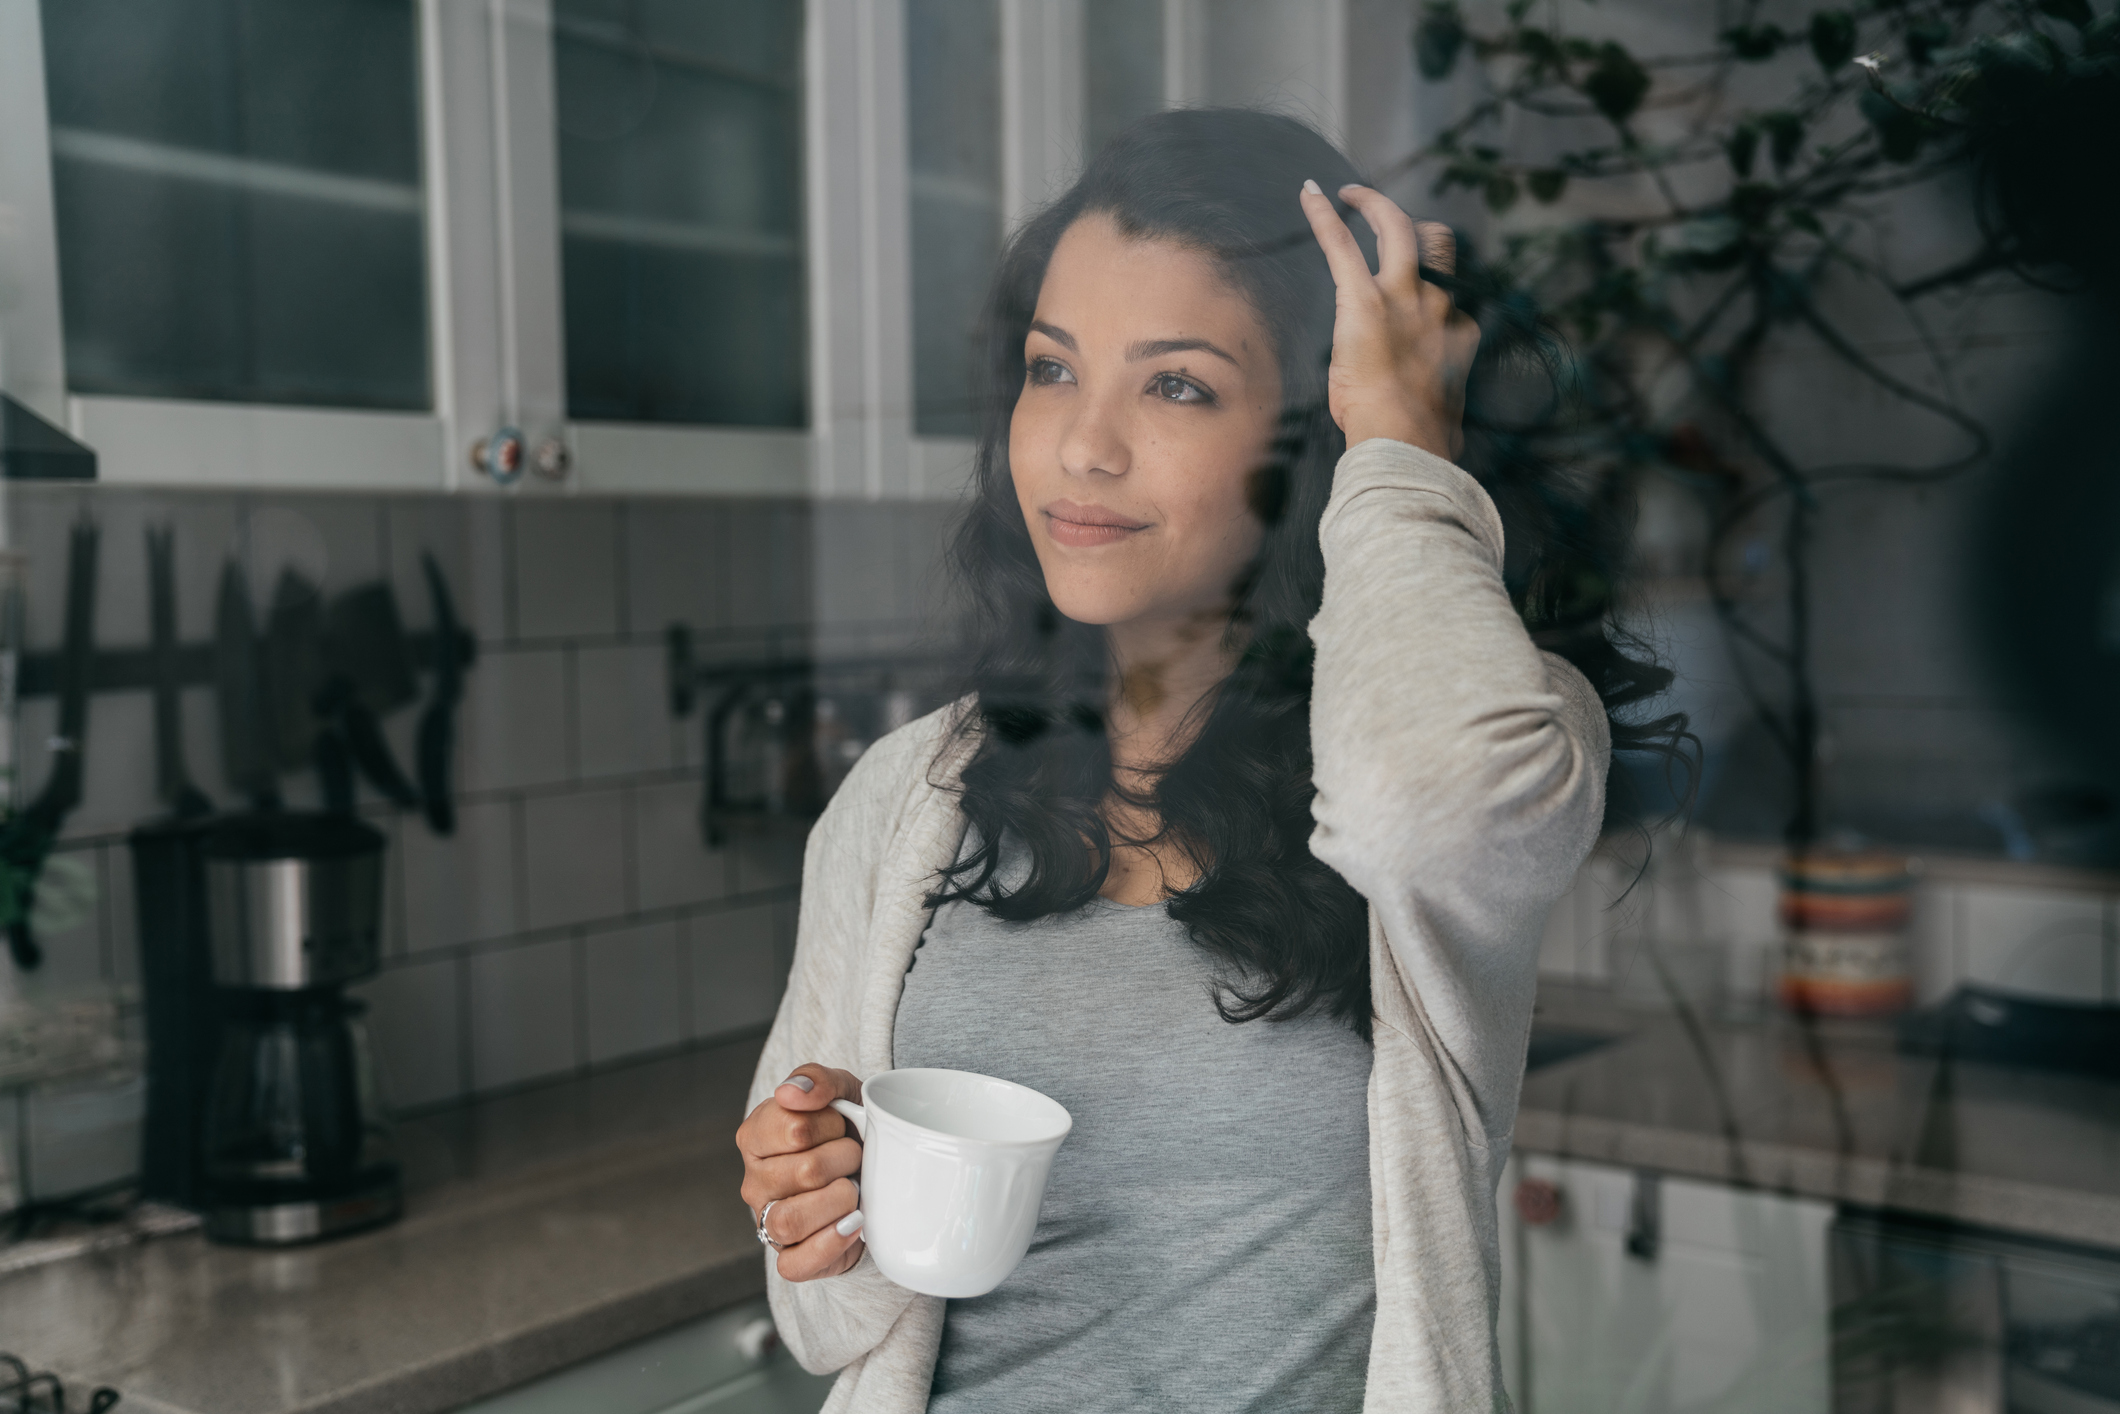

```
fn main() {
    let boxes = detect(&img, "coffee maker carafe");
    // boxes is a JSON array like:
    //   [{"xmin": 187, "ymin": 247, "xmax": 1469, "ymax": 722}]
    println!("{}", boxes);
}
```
[{"xmin": 196, "ymin": 813, "xmax": 399, "ymax": 1245}]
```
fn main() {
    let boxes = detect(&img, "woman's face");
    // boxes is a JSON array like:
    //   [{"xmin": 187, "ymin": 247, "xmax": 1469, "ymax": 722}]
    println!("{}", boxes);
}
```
[{"xmin": 1010, "ymin": 214, "xmax": 1281, "ymax": 634}]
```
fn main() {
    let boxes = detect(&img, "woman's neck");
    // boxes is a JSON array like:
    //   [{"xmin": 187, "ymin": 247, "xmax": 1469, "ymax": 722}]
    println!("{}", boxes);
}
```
[{"xmin": 1102, "ymin": 608, "xmax": 1243, "ymax": 777}]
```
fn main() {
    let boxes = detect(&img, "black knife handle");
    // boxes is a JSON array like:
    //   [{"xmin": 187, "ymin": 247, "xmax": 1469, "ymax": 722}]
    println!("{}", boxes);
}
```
[{"xmin": 343, "ymin": 704, "xmax": 421, "ymax": 808}]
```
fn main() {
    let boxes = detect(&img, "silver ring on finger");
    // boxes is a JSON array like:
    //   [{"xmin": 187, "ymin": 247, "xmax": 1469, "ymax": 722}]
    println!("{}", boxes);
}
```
[{"xmin": 756, "ymin": 1200, "xmax": 786, "ymax": 1252}]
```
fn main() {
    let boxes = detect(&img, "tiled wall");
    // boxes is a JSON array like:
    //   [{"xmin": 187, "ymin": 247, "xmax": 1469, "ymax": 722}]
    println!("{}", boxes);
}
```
[{"xmin": 1, "ymin": 483, "xmax": 960, "ymax": 1198}]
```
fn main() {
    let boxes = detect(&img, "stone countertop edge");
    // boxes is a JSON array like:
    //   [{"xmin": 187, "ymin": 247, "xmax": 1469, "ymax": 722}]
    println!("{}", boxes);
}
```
[
  {"xmin": 1511, "ymin": 1107, "xmax": 2120, "ymax": 1251},
  {"xmin": 298, "ymin": 1253, "xmax": 764, "ymax": 1414},
  {"xmin": 65, "ymin": 1256, "xmax": 766, "ymax": 1414}
]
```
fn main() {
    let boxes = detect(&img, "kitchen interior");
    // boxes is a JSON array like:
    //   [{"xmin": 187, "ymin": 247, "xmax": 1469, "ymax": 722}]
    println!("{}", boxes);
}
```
[{"xmin": 0, "ymin": 0, "xmax": 2112, "ymax": 1411}]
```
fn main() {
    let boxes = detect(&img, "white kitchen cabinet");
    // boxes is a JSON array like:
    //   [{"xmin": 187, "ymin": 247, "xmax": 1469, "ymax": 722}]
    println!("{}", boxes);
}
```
[
  {"xmin": 1502, "ymin": 1154, "xmax": 1835, "ymax": 1414},
  {"xmin": 0, "ymin": 0, "xmax": 1354, "ymax": 498}
]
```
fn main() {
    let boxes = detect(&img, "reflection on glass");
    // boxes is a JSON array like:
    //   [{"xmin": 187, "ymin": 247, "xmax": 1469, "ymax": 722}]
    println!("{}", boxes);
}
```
[
  {"xmin": 906, "ymin": 0, "xmax": 1001, "ymax": 439},
  {"xmin": 556, "ymin": 0, "xmax": 805, "ymax": 428},
  {"xmin": 41, "ymin": 0, "xmax": 428, "ymax": 410},
  {"xmin": 1084, "ymin": 0, "xmax": 1165, "ymax": 159}
]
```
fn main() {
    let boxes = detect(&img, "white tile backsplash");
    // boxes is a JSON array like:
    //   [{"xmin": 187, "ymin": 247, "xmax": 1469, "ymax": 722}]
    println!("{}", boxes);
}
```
[
  {"xmin": 355, "ymin": 956, "xmax": 466, "ymax": 1112},
  {"xmin": 584, "ymin": 919, "xmax": 684, "ymax": 1066},
  {"xmin": 24, "ymin": 1072, "xmax": 145, "ymax": 1201},
  {"xmin": 456, "ymin": 648, "xmax": 570, "ymax": 793},
  {"xmin": 575, "ymin": 642, "xmax": 676, "ymax": 779},
  {"xmin": 400, "ymin": 797, "xmax": 520, "ymax": 954},
  {"xmin": 631, "ymin": 779, "xmax": 731, "ymax": 913},
  {"xmin": 689, "ymin": 904, "xmax": 782, "ymax": 1042},
  {"xmin": 623, "ymin": 501, "xmax": 728, "ymax": 636},
  {"xmin": 514, "ymin": 501, "xmax": 620, "ymax": 641},
  {"xmin": 522, "ymin": 788, "xmax": 628, "ymax": 931},
  {"xmin": 467, "ymin": 938, "xmax": 580, "ymax": 1092}
]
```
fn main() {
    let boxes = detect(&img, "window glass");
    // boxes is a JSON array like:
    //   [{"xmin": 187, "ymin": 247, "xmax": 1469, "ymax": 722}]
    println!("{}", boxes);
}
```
[
  {"xmin": 555, "ymin": 0, "xmax": 806, "ymax": 428},
  {"xmin": 1084, "ymin": 0, "xmax": 1165, "ymax": 158},
  {"xmin": 906, "ymin": 0, "xmax": 1002, "ymax": 439},
  {"xmin": 40, "ymin": 0, "xmax": 428, "ymax": 410}
]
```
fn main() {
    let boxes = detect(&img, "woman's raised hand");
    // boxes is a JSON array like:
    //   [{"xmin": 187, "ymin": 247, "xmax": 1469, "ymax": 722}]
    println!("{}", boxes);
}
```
[
  {"xmin": 736, "ymin": 1063, "xmax": 867, "ymax": 1281},
  {"xmin": 1298, "ymin": 181, "xmax": 1481, "ymax": 462}
]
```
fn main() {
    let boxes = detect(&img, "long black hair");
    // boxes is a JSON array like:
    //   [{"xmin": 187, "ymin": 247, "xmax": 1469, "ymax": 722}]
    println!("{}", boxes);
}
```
[{"xmin": 929, "ymin": 108, "xmax": 1687, "ymax": 1039}]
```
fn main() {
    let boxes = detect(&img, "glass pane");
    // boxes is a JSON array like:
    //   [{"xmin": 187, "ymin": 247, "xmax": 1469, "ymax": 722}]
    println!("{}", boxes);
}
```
[
  {"xmin": 1084, "ymin": 0, "xmax": 1165, "ymax": 158},
  {"xmin": 906, "ymin": 0, "xmax": 1001, "ymax": 440},
  {"xmin": 555, "ymin": 0, "xmax": 806, "ymax": 428},
  {"xmin": 41, "ymin": 0, "xmax": 428, "ymax": 411}
]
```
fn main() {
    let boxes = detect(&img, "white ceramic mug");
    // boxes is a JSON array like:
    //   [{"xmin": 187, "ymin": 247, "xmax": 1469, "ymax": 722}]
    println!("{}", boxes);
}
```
[{"xmin": 830, "ymin": 1068, "xmax": 1072, "ymax": 1298}]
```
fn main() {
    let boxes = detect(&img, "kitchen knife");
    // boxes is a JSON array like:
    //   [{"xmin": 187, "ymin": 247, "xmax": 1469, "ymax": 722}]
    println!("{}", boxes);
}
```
[
  {"xmin": 214, "ymin": 559, "xmax": 281, "ymax": 809},
  {"xmin": 264, "ymin": 569, "xmax": 325, "ymax": 774},
  {"xmin": 147, "ymin": 526, "xmax": 213, "ymax": 820},
  {"xmin": 7, "ymin": 519, "xmax": 98, "ymax": 969},
  {"xmin": 416, "ymin": 553, "xmax": 466, "ymax": 835}
]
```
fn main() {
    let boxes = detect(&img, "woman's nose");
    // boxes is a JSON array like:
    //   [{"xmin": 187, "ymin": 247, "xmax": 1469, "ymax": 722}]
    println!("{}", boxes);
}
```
[{"xmin": 1056, "ymin": 393, "xmax": 1131, "ymax": 480}]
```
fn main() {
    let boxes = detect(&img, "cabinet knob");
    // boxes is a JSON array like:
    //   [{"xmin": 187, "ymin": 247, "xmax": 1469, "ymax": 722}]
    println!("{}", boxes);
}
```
[
  {"xmin": 470, "ymin": 428, "xmax": 525, "ymax": 486},
  {"xmin": 531, "ymin": 436, "xmax": 570, "ymax": 481}
]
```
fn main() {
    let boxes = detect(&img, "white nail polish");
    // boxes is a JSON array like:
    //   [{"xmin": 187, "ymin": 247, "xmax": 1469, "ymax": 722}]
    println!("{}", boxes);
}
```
[
  {"xmin": 782, "ymin": 1074, "xmax": 814, "ymax": 1093},
  {"xmin": 1303, "ymin": 179, "xmax": 1322, "ymax": 195},
  {"xmin": 837, "ymin": 1210, "xmax": 866, "ymax": 1238}
]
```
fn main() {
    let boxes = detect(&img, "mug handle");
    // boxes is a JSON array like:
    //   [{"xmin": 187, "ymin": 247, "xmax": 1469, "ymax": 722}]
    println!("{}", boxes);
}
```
[{"xmin": 830, "ymin": 1098, "xmax": 868, "ymax": 1141}]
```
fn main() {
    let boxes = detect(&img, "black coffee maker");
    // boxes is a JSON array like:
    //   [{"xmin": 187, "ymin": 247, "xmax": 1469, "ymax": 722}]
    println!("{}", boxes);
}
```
[{"xmin": 134, "ymin": 812, "xmax": 399, "ymax": 1244}]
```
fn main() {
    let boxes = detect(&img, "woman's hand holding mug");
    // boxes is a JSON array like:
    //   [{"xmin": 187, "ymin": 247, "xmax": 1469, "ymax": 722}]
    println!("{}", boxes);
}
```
[
  {"xmin": 1297, "ymin": 180, "xmax": 1481, "ymax": 463},
  {"xmin": 736, "ymin": 1063, "xmax": 867, "ymax": 1282}
]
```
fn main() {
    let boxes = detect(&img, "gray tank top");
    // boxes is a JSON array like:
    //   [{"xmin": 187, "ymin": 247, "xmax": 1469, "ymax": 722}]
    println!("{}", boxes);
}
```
[{"xmin": 893, "ymin": 873, "xmax": 1375, "ymax": 1413}]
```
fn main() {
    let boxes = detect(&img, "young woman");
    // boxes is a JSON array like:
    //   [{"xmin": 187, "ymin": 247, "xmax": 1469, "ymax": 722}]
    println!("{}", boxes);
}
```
[{"xmin": 736, "ymin": 109, "xmax": 1677, "ymax": 1412}]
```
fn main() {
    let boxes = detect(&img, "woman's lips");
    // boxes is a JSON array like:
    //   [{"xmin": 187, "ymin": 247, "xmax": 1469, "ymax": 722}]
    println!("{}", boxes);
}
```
[{"xmin": 1043, "ymin": 500, "xmax": 1148, "ymax": 548}]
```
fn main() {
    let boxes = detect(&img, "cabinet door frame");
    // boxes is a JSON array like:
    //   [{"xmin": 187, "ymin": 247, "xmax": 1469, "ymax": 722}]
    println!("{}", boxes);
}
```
[{"xmin": 0, "ymin": 0, "xmax": 1332, "ymax": 499}]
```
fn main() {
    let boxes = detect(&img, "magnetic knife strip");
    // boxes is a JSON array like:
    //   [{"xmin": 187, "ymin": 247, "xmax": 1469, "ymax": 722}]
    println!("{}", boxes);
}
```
[{"xmin": 14, "ymin": 629, "xmax": 475, "ymax": 698}]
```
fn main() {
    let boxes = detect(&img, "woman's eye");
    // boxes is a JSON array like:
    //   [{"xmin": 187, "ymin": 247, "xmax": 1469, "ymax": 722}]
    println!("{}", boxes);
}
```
[
  {"xmin": 1027, "ymin": 358, "xmax": 1075, "ymax": 387},
  {"xmin": 1150, "ymin": 373, "xmax": 1210, "ymax": 404}
]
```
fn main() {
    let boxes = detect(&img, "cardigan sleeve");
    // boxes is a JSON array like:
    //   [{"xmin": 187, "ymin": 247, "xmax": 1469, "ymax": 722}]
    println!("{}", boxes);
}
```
[
  {"xmin": 747, "ymin": 734, "xmax": 928, "ymax": 1375},
  {"xmin": 1306, "ymin": 438, "xmax": 1610, "ymax": 1149}
]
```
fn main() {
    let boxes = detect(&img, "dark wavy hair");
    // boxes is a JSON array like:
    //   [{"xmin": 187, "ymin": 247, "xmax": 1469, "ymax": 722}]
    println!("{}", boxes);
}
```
[{"xmin": 928, "ymin": 108, "xmax": 1687, "ymax": 1040}]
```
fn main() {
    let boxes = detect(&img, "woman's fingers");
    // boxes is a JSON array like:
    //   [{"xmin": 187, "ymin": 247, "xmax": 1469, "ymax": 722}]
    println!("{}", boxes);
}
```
[
  {"xmin": 760, "ymin": 1175, "xmax": 860, "ymax": 1248},
  {"xmin": 1337, "ymin": 184, "xmax": 1422, "ymax": 285},
  {"xmin": 778, "ymin": 1225, "xmax": 866, "ymax": 1283},
  {"xmin": 1298, "ymin": 180, "xmax": 1379, "ymax": 297},
  {"xmin": 1414, "ymin": 220, "xmax": 1457, "ymax": 278},
  {"xmin": 739, "ymin": 1135, "xmax": 864, "ymax": 1211},
  {"xmin": 774, "ymin": 1063, "xmax": 862, "ymax": 1113}
]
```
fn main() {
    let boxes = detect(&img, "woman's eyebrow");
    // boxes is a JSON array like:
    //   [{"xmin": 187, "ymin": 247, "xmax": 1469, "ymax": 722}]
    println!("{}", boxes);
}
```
[
  {"xmin": 1028, "ymin": 320, "xmax": 1077, "ymax": 351},
  {"xmin": 1127, "ymin": 337, "xmax": 1240, "ymax": 369}
]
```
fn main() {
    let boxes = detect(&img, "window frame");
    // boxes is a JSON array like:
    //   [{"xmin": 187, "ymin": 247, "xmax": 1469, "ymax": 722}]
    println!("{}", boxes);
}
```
[{"xmin": 0, "ymin": 0, "xmax": 1265, "ymax": 500}]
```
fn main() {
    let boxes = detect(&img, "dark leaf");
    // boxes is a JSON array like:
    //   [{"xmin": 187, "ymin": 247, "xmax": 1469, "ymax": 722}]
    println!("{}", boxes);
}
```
[
  {"xmin": 1528, "ymin": 169, "xmax": 1569, "ymax": 203},
  {"xmin": 1484, "ymin": 174, "xmax": 1521, "ymax": 213},
  {"xmin": 1858, "ymin": 88, "xmax": 1926, "ymax": 162},
  {"xmin": 1516, "ymin": 26, "xmax": 1566, "ymax": 69},
  {"xmin": 2038, "ymin": 0, "xmax": 2093, "ymax": 28},
  {"xmin": 1809, "ymin": 11, "xmax": 1857, "ymax": 70},
  {"xmin": 1722, "ymin": 23, "xmax": 1788, "ymax": 60},
  {"xmin": 1415, "ymin": 2, "xmax": 1466, "ymax": 80},
  {"xmin": 1763, "ymin": 111, "xmax": 1806, "ymax": 168},
  {"xmin": 1730, "ymin": 182, "xmax": 1779, "ymax": 227},
  {"xmin": 1584, "ymin": 42, "xmax": 1651, "ymax": 122},
  {"xmin": 1907, "ymin": 18, "xmax": 1952, "ymax": 64},
  {"xmin": 1726, "ymin": 124, "xmax": 1760, "ymax": 178},
  {"xmin": 1788, "ymin": 207, "xmax": 1825, "ymax": 235}
]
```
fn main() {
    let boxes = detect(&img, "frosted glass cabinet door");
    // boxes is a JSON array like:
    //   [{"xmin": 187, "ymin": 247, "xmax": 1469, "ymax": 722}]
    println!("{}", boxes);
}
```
[
  {"xmin": 554, "ymin": 0, "xmax": 806, "ymax": 429},
  {"xmin": 906, "ymin": 0, "xmax": 1001, "ymax": 439},
  {"xmin": 40, "ymin": 0, "xmax": 428, "ymax": 411}
]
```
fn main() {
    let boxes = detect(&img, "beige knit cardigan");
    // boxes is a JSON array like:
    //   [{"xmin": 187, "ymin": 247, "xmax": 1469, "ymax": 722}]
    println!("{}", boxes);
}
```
[{"xmin": 747, "ymin": 438, "xmax": 1611, "ymax": 1412}]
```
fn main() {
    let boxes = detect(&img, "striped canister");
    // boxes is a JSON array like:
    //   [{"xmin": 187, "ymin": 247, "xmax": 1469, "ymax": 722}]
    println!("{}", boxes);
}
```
[{"xmin": 1778, "ymin": 851, "xmax": 1917, "ymax": 1016}]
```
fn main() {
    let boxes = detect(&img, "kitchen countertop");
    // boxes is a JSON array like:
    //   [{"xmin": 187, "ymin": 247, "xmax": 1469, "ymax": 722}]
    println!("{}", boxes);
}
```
[
  {"xmin": 0, "ymin": 1034, "xmax": 772, "ymax": 1414},
  {"xmin": 1520, "ymin": 981, "xmax": 2120, "ymax": 1249},
  {"xmin": 6, "ymin": 982, "xmax": 2119, "ymax": 1413}
]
